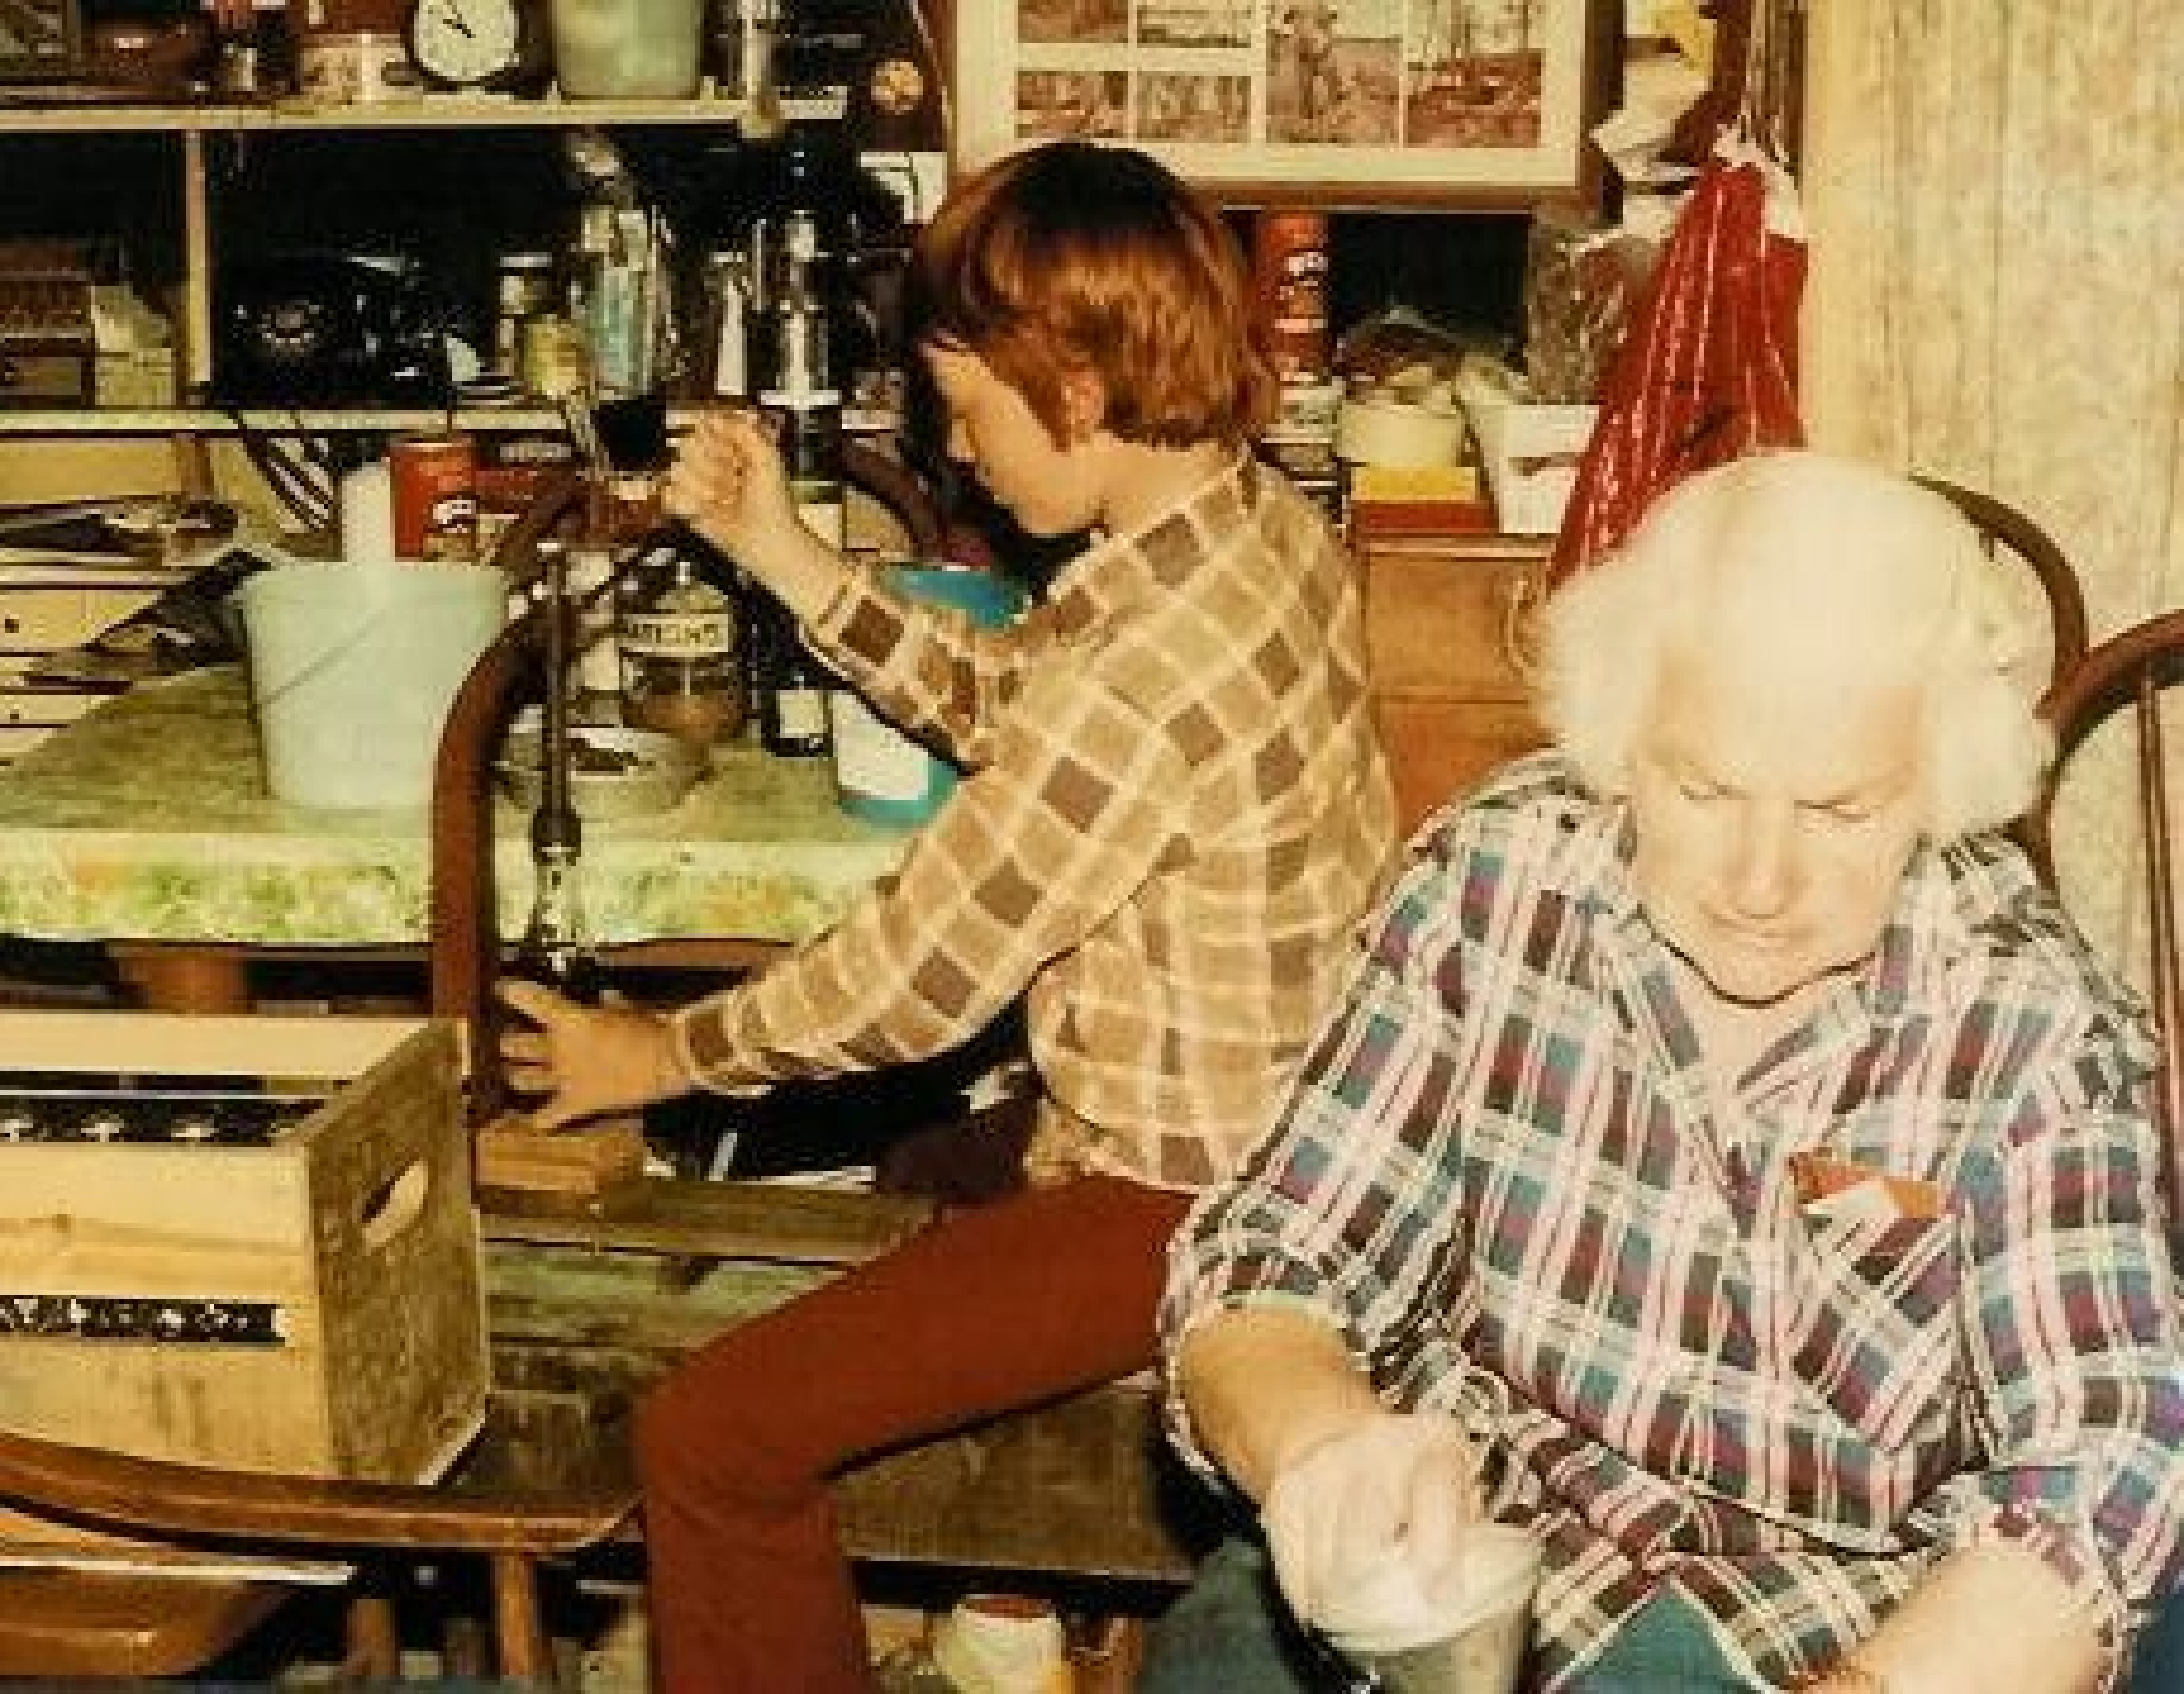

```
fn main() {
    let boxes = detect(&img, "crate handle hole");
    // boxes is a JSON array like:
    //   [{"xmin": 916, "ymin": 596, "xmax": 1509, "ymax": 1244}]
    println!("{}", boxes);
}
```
[{"xmin": 359, "ymin": 1159, "xmax": 430, "ymax": 1251}]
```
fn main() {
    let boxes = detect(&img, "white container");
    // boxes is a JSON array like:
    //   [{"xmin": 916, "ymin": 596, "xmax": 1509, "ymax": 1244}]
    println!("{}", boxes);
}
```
[
  {"xmin": 928, "ymin": 1594, "xmax": 1074, "ymax": 1694},
  {"xmin": 1468, "ymin": 402, "xmax": 1599, "ymax": 535},
  {"xmin": 237, "ymin": 561, "xmax": 505, "ymax": 810},
  {"xmin": 551, "ymin": 0, "xmax": 702, "ymax": 99}
]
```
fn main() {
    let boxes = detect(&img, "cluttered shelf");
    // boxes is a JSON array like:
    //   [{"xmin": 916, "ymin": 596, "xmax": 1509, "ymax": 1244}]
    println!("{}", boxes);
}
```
[
  {"xmin": 0, "ymin": 94, "xmax": 765, "ymax": 132},
  {"xmin": 0, "ymin": 406, "xmax": 904, "ymax": 435}
]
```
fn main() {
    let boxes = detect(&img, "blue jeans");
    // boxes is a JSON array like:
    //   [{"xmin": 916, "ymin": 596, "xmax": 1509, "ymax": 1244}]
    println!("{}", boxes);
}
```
[
  {"xmin": 2129, "ymin": 1579, "xmax": 2184, "ymax": 1692},
  {"xmin": 1144, "ymin": 1538, "xmax": 2184, "ymax": 1692},
  {"xmin": 1138, "ymin": 1536, "xmax": 1752, "ymax": 1693}
]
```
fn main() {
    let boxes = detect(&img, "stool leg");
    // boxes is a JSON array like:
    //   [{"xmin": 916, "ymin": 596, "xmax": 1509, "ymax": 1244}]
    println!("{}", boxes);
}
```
[
  {"xmin": 343, "ymin": 1592, "xmax": 402, "ymax": 1680},
  {"xmin": 491, "ymin": 1552, "xmax": 553, "ymax": 1683}
]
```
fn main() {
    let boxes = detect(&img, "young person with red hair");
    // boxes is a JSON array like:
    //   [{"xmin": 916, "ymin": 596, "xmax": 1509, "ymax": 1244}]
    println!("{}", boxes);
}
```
[{"xmin": 497, "ymin": 141, "xmax": 1397, "ymax": 1691}]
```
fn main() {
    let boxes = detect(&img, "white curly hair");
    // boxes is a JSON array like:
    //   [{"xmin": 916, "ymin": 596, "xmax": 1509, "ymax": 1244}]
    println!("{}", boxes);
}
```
[{"xmin": 1533, "ymin": 451, "xmax": 2054, "ymax": 845}]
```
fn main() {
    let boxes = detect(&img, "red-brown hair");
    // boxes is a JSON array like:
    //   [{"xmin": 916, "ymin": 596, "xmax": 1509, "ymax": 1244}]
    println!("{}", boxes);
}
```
[{"xmin": 909, "ymin": 142, "xmax": 1276, "ymax": 450}]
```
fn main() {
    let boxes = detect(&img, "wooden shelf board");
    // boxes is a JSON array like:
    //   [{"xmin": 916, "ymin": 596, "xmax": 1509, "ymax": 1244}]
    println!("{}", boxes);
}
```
[{"xmin": 0, "ymin": 96, "xmax": 753, "ymax": 134}]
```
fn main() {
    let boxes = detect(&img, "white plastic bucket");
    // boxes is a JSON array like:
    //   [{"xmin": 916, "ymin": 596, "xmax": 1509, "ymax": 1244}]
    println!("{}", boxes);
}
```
[{"xmin": 237, "ymin": 561, "xmax": 505, "ymax": 810}]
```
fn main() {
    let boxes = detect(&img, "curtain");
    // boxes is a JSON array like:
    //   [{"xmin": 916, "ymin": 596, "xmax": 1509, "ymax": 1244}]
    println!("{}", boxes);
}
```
[{"xmin": 1802, "ymin": 1, "xmax": 2184, "ymax": 967}]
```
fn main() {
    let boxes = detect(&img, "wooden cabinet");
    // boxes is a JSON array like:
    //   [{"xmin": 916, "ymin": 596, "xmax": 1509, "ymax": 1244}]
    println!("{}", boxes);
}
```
[{"xmin": 1359, "ymin": 533, "xmax": 1549, "ymax": 836}]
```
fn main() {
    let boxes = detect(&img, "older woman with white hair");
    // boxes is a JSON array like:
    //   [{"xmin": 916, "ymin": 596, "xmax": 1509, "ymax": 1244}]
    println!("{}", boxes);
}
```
[{"xmin": 1147, "ymin": 452, "xmax": 2184, "ymax": 1693}]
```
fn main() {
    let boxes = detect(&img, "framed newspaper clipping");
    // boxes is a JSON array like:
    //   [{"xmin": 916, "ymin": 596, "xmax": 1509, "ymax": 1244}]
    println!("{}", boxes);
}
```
[{"xmin": 950, "ymin": 0, "xmax": 1615, "ymax": 207}]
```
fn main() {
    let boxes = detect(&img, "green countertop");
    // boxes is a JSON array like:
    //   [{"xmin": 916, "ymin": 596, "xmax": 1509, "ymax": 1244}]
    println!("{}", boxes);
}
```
[{"xmin": 0, "ymin": 667, "xmax": 906, "ymax": 948}]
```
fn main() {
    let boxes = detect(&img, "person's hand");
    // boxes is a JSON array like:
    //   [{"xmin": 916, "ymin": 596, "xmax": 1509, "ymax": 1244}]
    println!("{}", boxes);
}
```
[
  {"xmin": 662, "ymin": 408, "xmax": 806, "ymax": 580},
  {"xmin": 1260, "ymin": 1410, "xmax": 1483, "ymax": 1654},
  {"xmin": 495, "ymin": 979, "xmax": 690, "ymax": 1129}
]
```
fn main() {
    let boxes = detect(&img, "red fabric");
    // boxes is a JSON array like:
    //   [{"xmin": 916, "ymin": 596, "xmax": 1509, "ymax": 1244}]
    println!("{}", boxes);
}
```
[
  {"xmin": 634, "ymin": 1173, "xmax": 1192, "ymax": 1693},
  {"xmin": 1546, "ymin": 151, "xmax": 1808, "ymax": 587}
]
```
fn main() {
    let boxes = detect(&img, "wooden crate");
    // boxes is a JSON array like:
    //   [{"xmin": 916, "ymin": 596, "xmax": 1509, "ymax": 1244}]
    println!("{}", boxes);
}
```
[{"xmin": 0, "ymin": 1011, "xmax": 487, "ymax": 1484}]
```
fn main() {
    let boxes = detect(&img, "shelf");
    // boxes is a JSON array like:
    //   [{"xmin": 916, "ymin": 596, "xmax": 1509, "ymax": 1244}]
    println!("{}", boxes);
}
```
[
  {"xmin": 0, "ymin": 94, "xmax": 768, "ymax": 135},
  {"xmin": 0, "ymin": 406, "xmax": 572, "ymax": 435},
  {"xmin": 0, "ymin": 405, "xmax": 904, "ymax": 436}
]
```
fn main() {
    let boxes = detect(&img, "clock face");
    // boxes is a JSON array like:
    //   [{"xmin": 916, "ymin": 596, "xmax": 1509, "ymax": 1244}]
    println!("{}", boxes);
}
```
[{"xmin": 408, "ymin": 0, "xmax": 522, "ymax": 85}]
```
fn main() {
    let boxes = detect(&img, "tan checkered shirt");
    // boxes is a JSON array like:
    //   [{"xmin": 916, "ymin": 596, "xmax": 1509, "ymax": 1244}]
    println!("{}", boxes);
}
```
[{"xmin": 670, "ymin": 455, "xmax": 1397, "ymax": 1189}]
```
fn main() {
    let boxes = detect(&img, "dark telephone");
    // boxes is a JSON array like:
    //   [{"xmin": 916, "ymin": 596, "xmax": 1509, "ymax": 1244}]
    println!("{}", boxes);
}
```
[{"xmin": 214, "ymin": 253, "xmax": 457, "ymax": 407}]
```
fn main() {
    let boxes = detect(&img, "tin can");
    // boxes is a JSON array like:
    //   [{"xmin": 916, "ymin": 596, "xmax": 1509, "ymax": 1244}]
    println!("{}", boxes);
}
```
[
  {"xmin": 1253, "ymin": 209, "xmax": 1331, "ymax": 383},
  {"xmin": 390, "ymin": 431, "xmax": 479, "ymax": 563},
  {"xmin": 490, "ymin": 251, "xmax": 557, "ymax": 376}
]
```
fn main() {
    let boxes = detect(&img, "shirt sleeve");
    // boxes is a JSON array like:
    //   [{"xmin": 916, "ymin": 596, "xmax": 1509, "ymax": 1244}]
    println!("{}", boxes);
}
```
[
  {"xmin": 669, "ymin": 659, "xmax": 1187, "ymax": 1091},
  {"xmin": 1935, "ymin": 1015, "xmax": 2184, "ymax": 1689},
  {"xmin": 1158, "ymin": 844, "xmax": 1478, "ymax": 1479},
  {"xmin": 801, "ymin": 561, "xmax": 1036, "ymax": 770}
]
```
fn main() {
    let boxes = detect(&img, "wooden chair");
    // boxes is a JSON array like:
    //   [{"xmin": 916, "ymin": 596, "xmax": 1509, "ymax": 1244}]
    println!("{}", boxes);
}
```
[
  {"xmin": 1916, "ymin": 475, "xmax": 2091, "ymax": 693},
  {"xmin": 2022, "ymin": 606, "xmax": 2184, "ymax": 1217},
  {"xmin": 0, "ymin": 1570, "xmax": 289, "ymax": 1680},
  {"xmin": 0, "ymin": 1409, "xmax": 635, "ymax": 1681}
]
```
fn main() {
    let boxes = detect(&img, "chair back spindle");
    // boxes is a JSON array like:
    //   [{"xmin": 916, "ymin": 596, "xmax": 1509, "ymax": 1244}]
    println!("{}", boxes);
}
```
[{"xmin": 2027, "ymin": 607, "xmax": 2184, "ymax": 1229}]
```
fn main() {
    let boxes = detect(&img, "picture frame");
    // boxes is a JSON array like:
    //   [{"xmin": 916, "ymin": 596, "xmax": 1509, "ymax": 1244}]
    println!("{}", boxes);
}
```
[
  {"xmin": 0, "ymin": 0, "xmax": 81, "ymax": 82},
  {"xmin": 949, "ymin": 0, "xmax": 1617, "ymax": 208}
]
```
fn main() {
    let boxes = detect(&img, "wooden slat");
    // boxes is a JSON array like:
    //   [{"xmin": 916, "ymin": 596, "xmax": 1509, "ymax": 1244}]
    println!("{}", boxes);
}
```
[{"xmin": 480, "ymin": 1178, "xmax": 934, "ymax": 1265}]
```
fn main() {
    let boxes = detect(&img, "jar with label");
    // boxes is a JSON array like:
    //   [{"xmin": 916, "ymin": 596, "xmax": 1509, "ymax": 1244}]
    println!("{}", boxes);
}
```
[
  {"xmin": 618, "ymin": 540, "xmax": 744, "ymax": 750},
  {"xmin": 491, "ymin": 251, "xmax": 557, "ymax": 380}
]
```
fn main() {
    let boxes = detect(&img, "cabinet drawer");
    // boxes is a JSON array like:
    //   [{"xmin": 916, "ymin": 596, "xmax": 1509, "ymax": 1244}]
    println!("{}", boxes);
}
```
[
  {"xmin": 1362, "ymin": 540, "xmax": 1543, "ymax": 702},
  {"xmin": 0, "ymin": 585, "xmax": 163, "ymax": 654}
]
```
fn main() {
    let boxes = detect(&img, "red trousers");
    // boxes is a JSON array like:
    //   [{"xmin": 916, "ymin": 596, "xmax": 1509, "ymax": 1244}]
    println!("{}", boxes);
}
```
[{"xmin": 634, "ymin": 1174, "xmax": 1193, "ymax": 1693}]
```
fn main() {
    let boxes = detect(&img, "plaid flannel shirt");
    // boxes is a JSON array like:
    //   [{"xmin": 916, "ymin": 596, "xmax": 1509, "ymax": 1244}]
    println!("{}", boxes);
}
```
[
  {"xmin": 1163, "ymin": 753, "xmax": 2184, "ymax": 1689},
  {"xmin": 671, "ymin": 455, "xmax": 1396, "ymax": 1189}
]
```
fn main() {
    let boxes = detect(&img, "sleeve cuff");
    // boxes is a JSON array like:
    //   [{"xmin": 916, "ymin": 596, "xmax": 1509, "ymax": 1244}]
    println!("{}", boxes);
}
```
[
  {"xmin": 666, "ymin": 1000, "xmax": 767, "ymax": 1098},
  {"xmin": 1157, "ymin": 1289, "xmax": 1358, "ymax": 1489}
]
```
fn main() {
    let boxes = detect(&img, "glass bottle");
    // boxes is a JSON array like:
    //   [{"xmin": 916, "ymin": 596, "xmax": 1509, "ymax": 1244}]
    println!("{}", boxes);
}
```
[
  {"xmin": 754, "ymin": 595, "xmax": 832, "ymax": 758},
  {"xmin": 618, "ymin": 538, "xmax": 745, "ymax": 751},
  {"xmin": 762, "ymin": 208, "xmax": 836, "ymax": 427},
  {"xmin": 750, "ymin": 208, "xmax": 844, "ymax": 758},
  {"xmin": 697, "ymin": 247, "xmax": 754, "ymax": 403}
]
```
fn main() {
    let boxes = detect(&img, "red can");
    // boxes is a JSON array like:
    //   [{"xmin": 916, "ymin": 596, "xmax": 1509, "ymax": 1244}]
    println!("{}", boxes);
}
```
[
  {"xmin": 1253, "ymin": 210, "xmax": 1331, "ymax": 383},
  {"xmin": 390, "ymin": 431, "xmax": 480, "ymax": 563}
]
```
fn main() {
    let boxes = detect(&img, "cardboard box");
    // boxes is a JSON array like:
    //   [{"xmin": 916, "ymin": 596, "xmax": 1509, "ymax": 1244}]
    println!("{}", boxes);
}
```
[
  {"xmin": 0, "ymin": 1012, "xmax": 487, "ymax": 1484},
  {"xmin": 1468, "ymin": 402, "xmax": 1599, "ymax": 535}
]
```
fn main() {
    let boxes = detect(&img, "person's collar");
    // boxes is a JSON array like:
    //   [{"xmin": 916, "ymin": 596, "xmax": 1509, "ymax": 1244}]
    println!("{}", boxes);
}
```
[{"xmin": 1039, "ymin": 452, "xmax": 1258, "ymax": 636}]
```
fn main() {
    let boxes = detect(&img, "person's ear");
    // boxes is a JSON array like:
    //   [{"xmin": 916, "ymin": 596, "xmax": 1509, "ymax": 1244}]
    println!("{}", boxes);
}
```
[{"xmin": 1058, "ymin": 367, "xmax": 1107, "ymax": 444}]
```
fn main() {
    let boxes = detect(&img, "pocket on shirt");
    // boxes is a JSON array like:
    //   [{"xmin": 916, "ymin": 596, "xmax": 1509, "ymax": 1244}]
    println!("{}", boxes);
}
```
[{"xmin": 1781, "ymin": 1209, "xmax": 1962, "ymax": 1455}]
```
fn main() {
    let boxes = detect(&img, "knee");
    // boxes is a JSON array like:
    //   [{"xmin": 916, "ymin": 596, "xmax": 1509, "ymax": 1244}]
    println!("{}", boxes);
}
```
[{"xmin": 633, "ymin": 1362, "xmax": 822, "ymax": 1516}]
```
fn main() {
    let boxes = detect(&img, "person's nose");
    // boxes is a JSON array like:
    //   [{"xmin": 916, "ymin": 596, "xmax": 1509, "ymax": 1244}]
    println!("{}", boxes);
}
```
[
  {"xmin": 1723, "ymin": 801, "xmax": 1800, "ymax": 920},
  {"xmin": 945, "ymin": 419, "xmax": 973, "ymax": 464}
]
